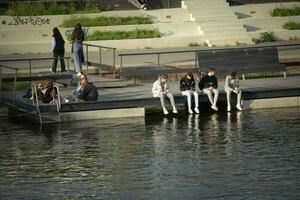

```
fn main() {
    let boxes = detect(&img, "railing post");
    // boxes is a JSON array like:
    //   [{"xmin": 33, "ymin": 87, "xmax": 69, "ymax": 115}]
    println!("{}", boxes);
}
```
[
  {"xmin": 67, "ymin": 58, "xmax": 70, "ymax": 71},
  {"xmin": 86, "ymin": 45, "xmax": 89, "ymax": 73},
  {"xmin": 113, "ymin": 48, "xmax": 116, "ymax": 69},
  {"xmin": 195, "ymin": 51, "xmax": 198, "ymax": 68},
  {"xmin": 0, "ymin": 65, "xmax": 2, "ymax": 98},
  {"xmin": 13, "ymin": 69, "xmax": 17, "ymax": 105},
  {"xmin": 99, "ymin": 47, "xmax": 102, "ymax": 65},
  {"xmin": 120, "ymin": 55, "xmax": 123, "ymax": 72},
  {"xmin": 29, "ymin": 60, "xmax": 32, "ymax": 77},
  {"xmin": 157, "ymin": 53, "xmax": 160, "ymax": 68}
]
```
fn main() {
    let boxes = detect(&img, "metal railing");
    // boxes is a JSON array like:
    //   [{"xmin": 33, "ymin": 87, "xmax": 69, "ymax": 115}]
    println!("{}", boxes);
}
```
[
  {"xmin": 118, "ymin": 41, "xmax": 300, "ymax": 72},
  {"xmin": 82, "ymin": 43, "xmax": 116, "ymax": 72},
  {"xmin": 31, "ymin": 83, "xmax": 42, "ymax": 124},
  {"xmin": 0, "ymin": 65, "xmax": 19, "ymax": 105},
  {"xmin": 0, "ymin": 57, "xmax": 71, "ymax": 77}
]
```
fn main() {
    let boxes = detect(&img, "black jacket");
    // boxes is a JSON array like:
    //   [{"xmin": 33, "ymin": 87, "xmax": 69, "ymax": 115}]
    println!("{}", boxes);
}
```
[
  {"xmin": 180, "ymin": 77, "xmax": 196, "ymax": 91},
  {"xmin": 54, "ymin": 38, "xmax": 65, "ymax": 51},
  {"xmin": 78, "ymin": 82, "xmax": 98, "ymax": 101},
  {"xmin": 198, "ymin": 75, "xmax": 218, "ymax": 90}
]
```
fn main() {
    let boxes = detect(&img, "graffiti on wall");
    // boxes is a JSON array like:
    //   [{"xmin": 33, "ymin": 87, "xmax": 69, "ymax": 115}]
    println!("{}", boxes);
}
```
[
  {"xmin": 65, "ymin": 27, "xmax": 90, "ymax": 37},
  {"xmin": 1, "ymin": 16, "xmax": 50, "ymax": 26},
  {"xmin": 0, "ymin": 31, "xmax": 8, "ymax": 39}
]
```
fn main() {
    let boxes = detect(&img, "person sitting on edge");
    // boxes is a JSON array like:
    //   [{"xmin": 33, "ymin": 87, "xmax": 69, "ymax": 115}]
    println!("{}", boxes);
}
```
[
  {"xmin": 152, "ymin": 74, "xmax": 178, "ymax": 115},
  {"xmin": 180, "ymin": 72, "xmax": 199, "ymax": 114},
  {"xmin": 77, "ymin": 74, "xmax": 98, "ymax": 101},
  {"xmin": 198, "ymin": 67, "xmax": 219, "ymax": 111},
  {"xmin": 224, "ymin": 71, "xmax": 243, "ymax": 112}
]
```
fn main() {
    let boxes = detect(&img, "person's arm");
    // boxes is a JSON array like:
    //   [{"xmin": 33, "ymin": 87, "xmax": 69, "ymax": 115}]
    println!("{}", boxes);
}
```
[
  {"xmin": 51, "ymin": 37, "xmax": 56, "ymax": 51},
  {"xmin": 152, "ymin": 81, "xmax": 159, "ymax": 96},
  {"xmin": 198, "ymin": 78, "xmax": 204, "ymax": 91},
  {"xmin": 225, "ymin": 76, "xmax": 232, "ymax": 91},
  {"xmin": 213, "ymin": 76, "xmax": 218, "ymax": 89},
  {"xmin": 180, "ymin": 79, "xmax": 186, "ymax": 91},
  {"xmin": 191, "ymin": 80, "xmax": 196, "ymax": 91}
]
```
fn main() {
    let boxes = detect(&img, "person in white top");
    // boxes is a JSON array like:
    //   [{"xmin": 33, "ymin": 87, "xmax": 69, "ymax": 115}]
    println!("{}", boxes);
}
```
[
  {"xmin": 224, "ymin": 71, "xmax": 243, "ymax": 112},
  {"xmin": 152, "ymin": 74, "xmax": 178, "ymax": 115}
]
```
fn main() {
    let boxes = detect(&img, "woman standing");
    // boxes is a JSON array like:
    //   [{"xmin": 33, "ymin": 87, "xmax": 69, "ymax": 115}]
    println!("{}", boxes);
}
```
[
  {"xmin": 71, "ymin": 23, "xmax": 85, "ymax": 76},
  {"xmin": 50, "ymin": 27, "xmax": 66, "ymax": 74}
]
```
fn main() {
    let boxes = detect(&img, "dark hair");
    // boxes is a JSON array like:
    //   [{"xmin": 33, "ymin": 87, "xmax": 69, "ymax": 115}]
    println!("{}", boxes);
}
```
[
  {"xmin": 230, "ymin": 71, "xmax": 237, "ymax": 77},
  {"xmin": 71, "ymin": 23, "xmax": 84, "ymax": 41},
  {"xmin": 52, "ymin": 27, "xmax": 64, "ymax": 41},
  {"xmin": 186, "ymin": 72, "xmax": 194, "ymax": 79},
  {"xmin": 160, "ymin": 74, "xmax": 168, "ymax": 79},
  {"xmin": 208, "ymin": 67, "xmax": 216, "ymax": 72}
]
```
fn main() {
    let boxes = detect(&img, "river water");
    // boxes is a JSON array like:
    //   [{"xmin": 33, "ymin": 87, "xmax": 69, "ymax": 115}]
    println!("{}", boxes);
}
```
[{"xmin": 0, "ymin": 108, "xmax": 299, "ymax": 200}]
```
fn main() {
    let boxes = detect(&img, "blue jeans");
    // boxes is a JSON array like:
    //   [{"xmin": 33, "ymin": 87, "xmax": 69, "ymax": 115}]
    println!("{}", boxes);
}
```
[{"xmin": 73, "ymin": 42, "xmax": 83, "ymax": 73}]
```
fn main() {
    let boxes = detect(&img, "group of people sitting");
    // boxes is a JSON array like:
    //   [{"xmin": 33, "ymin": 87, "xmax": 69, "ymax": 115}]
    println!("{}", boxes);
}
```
[
  {"xmin": 23, "ymin": 73, "xmax": 98, "ymax": 104},
  {"xmin": 152, "ymin": 67, "xmax": 243, "ymax": 115}
]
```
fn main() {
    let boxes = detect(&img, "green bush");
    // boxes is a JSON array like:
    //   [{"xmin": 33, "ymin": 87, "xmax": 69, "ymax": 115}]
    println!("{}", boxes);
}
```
[
  {"xmin": 4, "ymin": 1, "xmax": 100, "ymax": 16},
  {"xmin": 271, "ymin": 6, "xmax": 300, "ymax": 17},
  {"xmin": 283, "ymin": 22, "xmax": 300, "ymax": 30},
  {"xmin": 252, "ymin": 31, "xmax": 276, "ymax": 43},
  {"xmin": 66, "ymin": 29, "xmax": 161, "ymax": 41},
  {"xmin": 60, "ymin": 16, "xmax": 152, "ymax": 27}
]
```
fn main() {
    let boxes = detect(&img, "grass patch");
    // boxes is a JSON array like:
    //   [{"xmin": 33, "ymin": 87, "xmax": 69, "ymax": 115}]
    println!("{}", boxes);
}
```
[
  {"xmin": 66, "ymin": 29, "xmax": 161, "ymax": 41},
  {"xmin": 271, "ymin": 6, "xmax": 300, "ymax": 17},
  {"xmin": 80, "ymin": 29, "xmax": 161, "ymax": 41},
  {"xmin": 60, "ymin": 16, "xmax": 152, "ymax": 28},
  {"xmin": 4, "ymin": 1, "xmax": 100, "ymax": 16},
  {"xmin": 252, "ymin": 31, "xmax": 276, "ymax": 43},
  {"xmin": 188, "ymin": 42, "xmax": 200, "ymax": 47},
  {"xmin": 283, "ymin": 21, "xmax": 300, "ymax": 30}
]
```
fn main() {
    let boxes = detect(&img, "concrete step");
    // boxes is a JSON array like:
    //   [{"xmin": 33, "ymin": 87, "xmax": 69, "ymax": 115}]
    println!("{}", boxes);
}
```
[
  {"xmin": 192, "ymin": 15, "xmax": 238, "ymax": 22},
  {"xmin": 201, "ymin": 28, "xmax": 247, "ymax": 37},
  {"xmin": 190, "ymin": 9, "xmax": 235, "ymax": 18},
  {"xmin": 207, "ymin": 37, "xmax": 254, "ymax": 46},
  {"xmin": 200, "ymin": 24, "xmax": 245, "ymax": 31},
  {"xmin": 204, "ymin": 31, "xmax": 250, "ymax": 40}
]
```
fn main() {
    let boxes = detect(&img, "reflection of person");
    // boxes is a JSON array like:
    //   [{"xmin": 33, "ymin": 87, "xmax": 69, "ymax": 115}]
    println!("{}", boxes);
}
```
[
  {"xmin": 152, "ymin": 74, "xmax": 178, "ymax": 115},
  {"xmin": 224, "ymin": 71, "xmax": 242, "ymax": 111},
  {"xmin": 50, "ymin": 27, "xmax": 66, "ymax": 74},
  {"xmin": 198, "ymin": 67, "xmax": 219, "ymax": 111},
  {"xmin": 71, "ymin": 23, "xmax": 85, "ymax": 76},
  {"xmin": 180, "ymin": 72, "xmax": 199, "ymax": 114}
]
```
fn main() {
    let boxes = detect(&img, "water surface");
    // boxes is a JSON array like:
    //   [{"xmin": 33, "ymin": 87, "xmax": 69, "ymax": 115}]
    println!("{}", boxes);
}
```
[{"xmin": 0, "ymin": 108, "xmax": 299, "ymax": 199}]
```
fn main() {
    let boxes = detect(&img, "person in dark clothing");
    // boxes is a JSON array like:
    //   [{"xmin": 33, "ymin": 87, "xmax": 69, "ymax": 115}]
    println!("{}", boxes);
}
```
[
  {"xmin": 71, "ymin": 23, "xmax": 85, "ymax": 76},
  {"xmin": 198, "ymin": 67, "xmax": 219, "ymax": 111},
  {"xmin": 50, "ymin": 27, "xmax": 66, "ymax": 74},
  {"xmin": 180, "ymin": 72, "xmax": 199, "ymax": 114},
  {"xmin": 77, "ymin": 75, "xmax": 98, "ymax": 101}
]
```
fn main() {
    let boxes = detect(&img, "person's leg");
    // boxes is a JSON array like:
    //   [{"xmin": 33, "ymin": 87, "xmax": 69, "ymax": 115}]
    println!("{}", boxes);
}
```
[
  {"xmin": 51, "ymin": 51, "xmax": 58, "ymax": 73},
  {"xmin": 166, "ymin": 93, "xmax": 177, "ymax": 113},
  {"xmin": 212, "ymin": 89, "xmax": 219, "ymax": 106},
  {"xmin": 182, "ymin": 91, "xmax": 192, "ymax": 113},
  {"xmin": 203, "ymin": 89, "xmax": 213, "ymax": 105},
  {"xmin": 74, "ymin": 44, "xmax": 81, "ymax": 73},
  {"xmin": 59, "ymin": 49, "xmax": 66, "ymax": 73},
  {"xmin": 236, "ymin": 90, "xmax": 242, "ymax": 110},
  {"xmin": 193, "ymin": 91, "xmax": 199, "ymax": 113},
  {"xmin": 226, "ymin": 89, "xmax": 232, "ymax": 111},
  {"xmin": 160, "ymin": 94, "xmax": 168, "ymax": 114}
]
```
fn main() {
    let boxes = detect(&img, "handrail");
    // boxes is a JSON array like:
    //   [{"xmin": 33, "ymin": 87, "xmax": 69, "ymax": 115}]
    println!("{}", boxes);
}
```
[
  {"xmin": 0, "ymin": 57, "xmax": 71, "ymax": 77},
  {"xmin": 82, "ymin": 43, "xmax": 116, "ymax": 73},
  {"xmin": 118, "ymin": 41, "xmax": 300, "ymax": 56},
  {"xmin": 0, "ymin": 64, "xmax": 19, "ymax": 105}
]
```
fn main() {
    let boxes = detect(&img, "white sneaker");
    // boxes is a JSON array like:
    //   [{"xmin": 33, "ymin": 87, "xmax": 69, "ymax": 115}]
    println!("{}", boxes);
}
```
[
  {"xmin": 211, "ymin": 105, "xmax": 218, "ymax": 111},
  {"xmin": 188, "ymin": 109, "xmax": 193, "ymax": 114},
  {"xmin": 227, "ymin": 105, "xmax": 231, "ymax": 112},
  {"xmin": 236, "ymin": 104, "xmax": 243, "ymax": 111},
  {"xmin": 50, "ymin": 68, "xmax": 55, "ymax": 74},
  {"xmin": 194, "ymin": 107, "xmax": 199, "ymax": 114},
  {"xmin": 76, "ymin": 72, "xmax": 81, "ymax": 76},
  {"xmin": 163, "ymin": 107, "xmax": 169, "ymax": 115},
  {"xmin": 172, "ymin": 108, "xmax": 178, "ymax": 114}
]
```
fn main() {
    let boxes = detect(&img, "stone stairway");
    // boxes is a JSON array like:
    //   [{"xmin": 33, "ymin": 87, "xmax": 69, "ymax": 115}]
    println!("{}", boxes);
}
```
[{"xmin": 182, "ymin": 0, "xmax": 253, "ymax": 46}]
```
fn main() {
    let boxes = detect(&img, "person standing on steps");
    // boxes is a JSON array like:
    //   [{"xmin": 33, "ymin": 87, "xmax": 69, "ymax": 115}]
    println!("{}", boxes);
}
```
[
  {"xmin": 198, "ymin": 67, "xmax": 219, "ymax": 111},
  {"xmin": 71, "ymin": 23, "xmax": 85, "ymax": 76},
  {"xmin": 180, "ymin": 72, "xmax": 199, "ymax": 114},
  {"xmin": 224, "ymin": 71, "xmax": 243, "ymax": 112},
  {"xmin": 50, "ymin": 27, "xmax": 66, "ymax": 74},
  {"xmin": 152, "ymin": 74, "xmax": 178, "ymax": 115}
]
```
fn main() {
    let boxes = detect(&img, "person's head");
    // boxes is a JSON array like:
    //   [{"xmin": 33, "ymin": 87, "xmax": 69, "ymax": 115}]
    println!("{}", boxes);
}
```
[
  {"xmin": 207, "ymin": 67, "xmax": 216, "ymax": 76},
  {"xmin": 75, "ymin": 23, "xmax": 82, "ymax": 30},
  {"xmin": 72, "ymin": 23, "xmax": 84, "ymax": 41},
  {"xmin": 52, "ymin": 27, "xmax": 63, "ymax": 40},
  {"xmin": 186, "ymin": 72, "xmax": 194, "ymax": 80},
  {"xmin": 37, "ymin": 82, "xmax": 44, "ymax": 90},
  {"xmin": 160, "ymin": 74, "xmax": 168, "ymax": 83},
  {"xmin": 79, "ymin": 74, "xmax": 88, "ymax": 86},
  {"xmin": 230, "ymin": 71, "xmax": 237, "ymax": 78}
]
